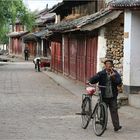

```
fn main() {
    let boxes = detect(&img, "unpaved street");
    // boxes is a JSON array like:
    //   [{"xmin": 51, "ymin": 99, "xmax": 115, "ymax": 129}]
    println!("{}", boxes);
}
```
[{"xmin": 0, "ymin": 62, "xmax": 140, "ymax": 140}]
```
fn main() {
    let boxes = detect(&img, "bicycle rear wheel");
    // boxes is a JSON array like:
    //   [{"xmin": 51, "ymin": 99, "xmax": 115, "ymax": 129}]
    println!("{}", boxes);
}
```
[
  {"xmin": 81, "ymin": 96, "xmax": 92, "ymax": 129},
  {"xmin": 92, "ymin": 102, "xmax": 108, "ymax": 136}
]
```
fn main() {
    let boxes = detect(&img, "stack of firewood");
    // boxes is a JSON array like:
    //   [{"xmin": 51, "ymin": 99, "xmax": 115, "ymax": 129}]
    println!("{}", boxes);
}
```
[{"xmin": 104, "ymin": 14, "xmax": 124, "ymax": 78}]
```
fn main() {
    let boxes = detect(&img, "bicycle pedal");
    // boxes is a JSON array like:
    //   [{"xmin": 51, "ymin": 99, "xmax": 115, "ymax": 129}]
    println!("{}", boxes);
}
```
[
  {"xmin": 75, "ymin": 112, "xmax": 86, "ymax": 115},
  {"xmin": 75, "ymin": 112, "xmax": 82, "ymax": 115}
]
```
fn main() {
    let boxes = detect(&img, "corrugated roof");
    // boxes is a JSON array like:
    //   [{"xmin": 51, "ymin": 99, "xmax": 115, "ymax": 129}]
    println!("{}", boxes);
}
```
[
  {"xmin": 46, "ymin": 8, "xmax": 122, "ymax": 32},
  {"xmin": 110, "ymin": 0, "xmax": 140, "ymax": 8}
]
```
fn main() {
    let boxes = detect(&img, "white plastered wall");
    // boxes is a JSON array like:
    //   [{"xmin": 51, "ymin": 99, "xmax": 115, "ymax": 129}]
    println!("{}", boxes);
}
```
[
  {"xmin": 123, "ymin": 10, "xmax": 140, "ymax": 86},
  {"xmin": 97, "ymin": 27, "xmax": 107, "ymax": 72}
]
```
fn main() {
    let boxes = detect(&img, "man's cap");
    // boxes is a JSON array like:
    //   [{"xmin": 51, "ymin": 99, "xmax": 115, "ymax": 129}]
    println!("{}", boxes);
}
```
[{"xmin": 104, "ymin": 59, "xmax": 113, "ymax": 64}]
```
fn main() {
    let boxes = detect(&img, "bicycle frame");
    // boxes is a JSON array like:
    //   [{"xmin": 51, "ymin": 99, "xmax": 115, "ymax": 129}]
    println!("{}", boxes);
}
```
[
  {"xmin": 91, "ymin": 91, "xmax": 102, "ymax": 117},
  {"xmin": 80, "ymin": 84, "xmax": 108, "ymax": 136}
]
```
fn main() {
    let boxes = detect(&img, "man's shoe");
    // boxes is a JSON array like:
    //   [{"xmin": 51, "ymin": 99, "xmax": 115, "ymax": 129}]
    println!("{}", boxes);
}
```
[
  {"xmin": 114, "ymin": 126, "xmax": 122, "ymax": 131},
  {"xmin": 95, "ymin": 121, "xmax": 100, "ymax": 124}
]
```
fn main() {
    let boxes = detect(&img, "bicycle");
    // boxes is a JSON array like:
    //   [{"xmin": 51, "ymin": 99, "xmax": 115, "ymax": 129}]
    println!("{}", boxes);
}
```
[{"xmin": 78, "ymin": 84, "xmax": 108, "ymax": 136}]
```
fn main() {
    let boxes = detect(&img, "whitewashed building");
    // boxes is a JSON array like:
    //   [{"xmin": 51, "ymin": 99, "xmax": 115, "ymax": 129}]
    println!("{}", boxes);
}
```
[{"xmin": 110, "ymin": 0, "xmax": 140, "ymax": 108}]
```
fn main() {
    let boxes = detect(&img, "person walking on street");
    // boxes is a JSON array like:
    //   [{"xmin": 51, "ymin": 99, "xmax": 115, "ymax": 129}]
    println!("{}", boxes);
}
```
[
  {"xmin": 88, "ymin": 59, "xmax": 122, "ymax": 132},
  {"xmin": 24, "ymin": 47, "xmax": 29, "ymax": 61}
]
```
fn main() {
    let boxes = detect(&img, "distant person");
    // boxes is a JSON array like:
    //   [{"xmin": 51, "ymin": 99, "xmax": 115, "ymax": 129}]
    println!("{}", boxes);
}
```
[
  {"xmin": 33, "ymin": 57, "xmax": 41, "ymax": 72},
  {"xmin": 24, "ymin": 47, "xmax": 29, "ymax": 61}
]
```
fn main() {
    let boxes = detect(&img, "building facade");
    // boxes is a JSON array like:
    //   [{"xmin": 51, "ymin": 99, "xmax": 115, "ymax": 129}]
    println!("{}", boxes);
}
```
[
  {"xmin": 44, "ymin": 0, "xmax": 124, "ymax": 87},
  {"xmin": 110, "ymin": 0, "xmax": 140, "ymax": 108},
  {"xmin": 8, "ymin": 22, "xmax": 28, "ymax": 57}
]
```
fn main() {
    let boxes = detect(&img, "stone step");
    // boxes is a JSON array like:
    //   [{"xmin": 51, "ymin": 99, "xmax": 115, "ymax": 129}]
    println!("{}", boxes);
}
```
[
  {"xmin": 0, "ymin": 58, "xmax": 9, "ymax": 62},
  {"xmin": 128, "ymin": 94, "xmax": 140, "ymax": 108}
]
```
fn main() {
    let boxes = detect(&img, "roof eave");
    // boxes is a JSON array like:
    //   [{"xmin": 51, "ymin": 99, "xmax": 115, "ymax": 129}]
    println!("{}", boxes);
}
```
[
  {"xmin": 7, "ymin": 31, "xmax": 29, "ymax": 37},
  {"xmin": 80, "ymin": 10, "xmax": 123, "ymax": 31},
  {"xmin": 110, "ymin": 6, "xmax": 140, "ymax": 10}
]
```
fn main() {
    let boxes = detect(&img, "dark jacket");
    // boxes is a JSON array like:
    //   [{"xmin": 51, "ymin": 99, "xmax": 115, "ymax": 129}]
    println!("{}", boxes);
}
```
[
  {"xmin": 24, "ymin": 49, "xmax": 29, "ymax": 55},
  {"xmin": 88, "ymin": 69, "xmax": 122, "ymax": 98}
]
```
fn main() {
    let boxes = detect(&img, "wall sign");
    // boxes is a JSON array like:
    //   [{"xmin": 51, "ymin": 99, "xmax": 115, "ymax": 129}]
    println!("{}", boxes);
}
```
[{"xmin": 124, "ymin": 32, "xmax": 129, "ymax": 38}]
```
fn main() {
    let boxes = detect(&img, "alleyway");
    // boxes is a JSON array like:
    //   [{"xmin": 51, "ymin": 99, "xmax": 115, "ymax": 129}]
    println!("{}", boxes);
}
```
[{"xmin": 0, "ymin": 62, "xmax": 140, "ymax": 140}]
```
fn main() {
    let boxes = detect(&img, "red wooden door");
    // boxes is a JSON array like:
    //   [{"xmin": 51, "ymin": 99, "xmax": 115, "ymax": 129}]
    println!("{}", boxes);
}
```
[
  {"xmin": 15, "ymin": 38, "xmax": 18, "ymax": 54},
  {"xmin": 69, "ymin": 37, "xmax": 77, "ymax": 79},
  {"xmin": 18, "ymin": 38, "xmax": 22, "ymax": 55},
  {"xmin": 86, "ymin": 37, "xmax": 98, "ymax": 81},
  {"xmin": 77, "ymin": 36, "xmax": 85, "ymax": 82},
  {"xmin": 54, "ymin": 43, "xmax": 58, "ymax": 71},
  {"xmin": 13, "ymin": 38, "xmax": 17, "ymax": 54},
  {"xmin": 51, "ymin": 42, "xmax": 55, "ymax": 71},
  {"xmin": 64, "ymin": 36, "xmax": 69, "ymax": 76},
  {"xmin": 56, "ymin": 42, "xmax": 62, "ymax": 72},
  {"xmin": 51, "ymin": 42, "xmax": 62, "ymax": 73},
  {"xmin": 27, "ymin": 42, "xmax": 36, "ymax": 57}
]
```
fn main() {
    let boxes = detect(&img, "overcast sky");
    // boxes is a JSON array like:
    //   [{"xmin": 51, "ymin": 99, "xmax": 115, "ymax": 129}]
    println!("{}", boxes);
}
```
[{"xmin": 23, "ymin": 0, "xmax": 62, "ymax": 11}]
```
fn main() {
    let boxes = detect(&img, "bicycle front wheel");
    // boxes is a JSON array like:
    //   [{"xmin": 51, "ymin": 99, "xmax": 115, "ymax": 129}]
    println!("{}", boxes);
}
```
[
  {"xmin": 81, "ymin": 96, "xmax": 92, "ymax": 129},
  {"xmin": 92, "ymin": 102, "xmax": 108, "ymax": 136}
]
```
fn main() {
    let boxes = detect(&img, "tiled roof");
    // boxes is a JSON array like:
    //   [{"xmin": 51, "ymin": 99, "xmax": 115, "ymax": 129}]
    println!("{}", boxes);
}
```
[
  {"xmin": 46, "ymin": 8, "xmax": 122, "ymax": 32},
  {"xmin": 48, "ymin": 1, "xmax": 89, "ymax": 13},
  {"xmin": 34, "ymin": 30, "xmax": 48, "ymax": 37},
  {"xmin": 7, "ymin": 31, "xmax": 28, "ymax": 37},
  {"xmin": 22, "ymin": 33, "xmax": 39, "ymax": 43},
  {"xmin": 110, "ymin": 0, "xmax": 140, "ymax": 8},
  {"xmin": 35, "ymin": 13, "xmax": 56, "ymax": 25},
  {"xmin": 34, "ymin": 30, "xmax": 52, "ymax": 38},
  {"xmin": 22, "ymin": 30, "xmax": 52, "ymax": 42},
  {"xmin": 46, "ymin": 8, "xmax": 111, "ymax": 32}
]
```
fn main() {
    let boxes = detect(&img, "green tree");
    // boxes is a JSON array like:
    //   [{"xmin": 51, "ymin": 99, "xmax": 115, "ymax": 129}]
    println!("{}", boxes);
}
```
[
  {"xmin": 0, "ymin": 25, "xmax": 9, "ymax": 44},
  {"xmin": 0, "ymin": 0, "xmax": 35, "ymax": 44}
]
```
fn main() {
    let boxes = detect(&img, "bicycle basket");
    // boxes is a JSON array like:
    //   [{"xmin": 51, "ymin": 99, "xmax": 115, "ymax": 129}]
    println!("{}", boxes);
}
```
[{"xmin": 86, "ymin": 86, "xmax": 96, "ymax": 95}]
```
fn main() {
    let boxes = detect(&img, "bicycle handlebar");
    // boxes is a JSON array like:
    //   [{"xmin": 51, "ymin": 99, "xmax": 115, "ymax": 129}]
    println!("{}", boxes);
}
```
[{"xmin": 86, "ymin": 82, "xmax": 106, "ymax": 88}]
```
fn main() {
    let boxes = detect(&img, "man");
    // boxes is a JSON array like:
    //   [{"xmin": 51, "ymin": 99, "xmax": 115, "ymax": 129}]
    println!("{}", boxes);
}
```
[
  {"xmin": 88, "ymin": 59, "xmax": 122, "ymax": 132},
  {"xmin": 33, "ymin": 57, "xmax": 41, "ymax": 72},
  {"xmin": 24, "ymin": 47, "xmax": 29, "ymax": 61}
]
